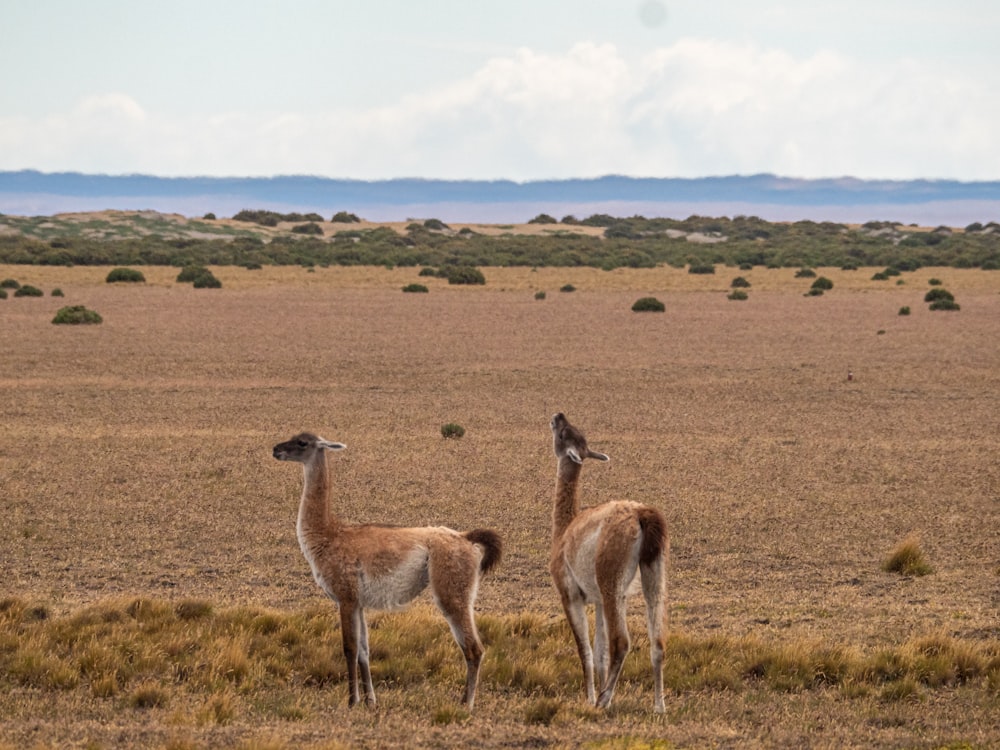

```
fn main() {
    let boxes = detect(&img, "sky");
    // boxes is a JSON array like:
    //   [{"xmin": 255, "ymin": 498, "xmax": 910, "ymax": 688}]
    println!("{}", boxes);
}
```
[{"xmin": 2, "ymin": 0, "xmax": 999, "ymax": 183}]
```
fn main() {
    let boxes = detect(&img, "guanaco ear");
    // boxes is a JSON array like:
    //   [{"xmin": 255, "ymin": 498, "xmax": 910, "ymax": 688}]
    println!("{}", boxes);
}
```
[
  {"xmin": 317, "ymin": 439, "xmax": 346, "ymax": 451},
  {"xmin": 588, "ymin": 449, "xmax": 610, "ymax": 462}
]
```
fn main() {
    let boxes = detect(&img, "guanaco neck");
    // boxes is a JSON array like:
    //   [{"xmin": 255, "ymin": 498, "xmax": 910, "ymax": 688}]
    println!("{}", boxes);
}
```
[
  {"xmin": 298, "ymin": 450, "xmax": 340, "ymax": 546},
  {"xmin": 552, "ymin": 456, "xmax": 584, "ymax": 544}
]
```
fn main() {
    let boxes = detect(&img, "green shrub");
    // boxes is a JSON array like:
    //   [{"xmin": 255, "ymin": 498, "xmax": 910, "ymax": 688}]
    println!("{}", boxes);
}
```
[
  {"xmin": 928, "ymin": 278, "xmax": 942, "ymax": 286},
  {"xmin": 203, "ymin": 212, "xmax": 216, "ymax": 220},
  {"xmin": 51, "ymin": 288, "xmax": 64, "ymax": 297},
  {"xmin": 631, "ymin": 296, "xmax": 665, "ymax": 312},
  {"xmin": 331, "ymin": 211, "xmax": 361, "ymax": 223},
  {"xmin": 731, "ymin": 276, "xmax": 751, "ymax": 288},
  {"xmin": 418, "ymin": 267, "xmax": 438, "ymax": 277},
  {"xmin": 805, "ymin": 288, "xmax": 824, "ymax": 296},
  {"xmin": 929, "ymin": 299, "xmax": 960, "ymax": 311},
  {"xmin": 0, "ymin": 289, "xmax": 6, "ymax": 300},
  {"xmin": 0, "ymin": 278, "xmax": 20, "ymax": 289},
  {"xmin": 811, "ymin": 277, "xmax": 834, "ymax": 290},
  {"xmin": 688, "ymin": 263, "xmax": 715, "ymax": 274},
  {"xmin": 728, "ymin": 289, "xmax": 749, "ymax": 301},
  {"xmin": 559, "ymin": 284, "xmax": 576, "ymax": 293},
  {"xmin": 106, "ymin": 267, "xmax": 145, "ymax": 283},
  {"xmin": 924, "ymin": 288, "xmax": 954, "ymax": 303},
  {"xmin": 528, "ymin": 213, "xmax": 558, "ymax": 224},
  {"xmin": 52, "ymin": 305, "xmax": 102, "ymax": 325},
  {"xmin": 424, "ymin": 218, "xmax": 449, "ymax": 231},
  {"xmin": 441, "ymin": 423, "xmax": 465, "ymax": 439},
  {"xmin": 192, "ymin": 272, "xmax": 222, "ymax": 289},
  {"xmin": 14, "ymin": 285, "xmax": 43, "ymax": 297},
  {"xmin": 445, "ymin": 266, "xmax": 485, "ymax": 285},
  {"xmin": 872, "ymin": 272, "xmax": 890, "ymax": 281},
  {"xmin": 534, "ymin": 291, "xmax": 546, "ymax": 300},
  {"xmin": 899, "ymin": 306, "xmax": 911, "ymax": 316},
  {"xmin": 795, "ymin": 268, "xmax": 817, "ymax": 278},
  {"xmin": 402, "ymin": 283, "xmax": 428, "ymax": 293},
  {"xmin": 177, "ymin": 265, "xmax": 215, "ymax": 285},
  {"xmin": 291, "ymin": 222, "xmax": 324, "ymax": 235}
]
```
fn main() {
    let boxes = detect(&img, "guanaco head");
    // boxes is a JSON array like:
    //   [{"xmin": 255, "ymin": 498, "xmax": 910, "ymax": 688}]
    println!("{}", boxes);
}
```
[
  {"xmin": 550, "ymin": 413, "xmax": 610, "ymax": 464},
  {"xmin": 272, "ymin": 432, "xmax": 346, "ymax": 462}
]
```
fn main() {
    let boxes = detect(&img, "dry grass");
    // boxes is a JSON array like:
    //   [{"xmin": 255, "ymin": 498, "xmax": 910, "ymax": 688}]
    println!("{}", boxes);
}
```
[{"xmin": 1, "ymin": 262, "xmax": 999, "ymax": 748}]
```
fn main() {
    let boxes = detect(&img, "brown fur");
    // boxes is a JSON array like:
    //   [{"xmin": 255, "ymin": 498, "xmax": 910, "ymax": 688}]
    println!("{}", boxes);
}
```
[
  {"xmin": 273, "ymin": 431, "xmax": 502, "ymax": 710},
  {"xmin": 548, "ymin": 413, "xmax": 669, "ymax": 712}
]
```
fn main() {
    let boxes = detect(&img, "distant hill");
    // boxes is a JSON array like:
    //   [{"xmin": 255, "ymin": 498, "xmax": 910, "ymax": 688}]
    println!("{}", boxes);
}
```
[{"xmin": 2, "ymin": 170, "xmax": 999, "ymax": 226}]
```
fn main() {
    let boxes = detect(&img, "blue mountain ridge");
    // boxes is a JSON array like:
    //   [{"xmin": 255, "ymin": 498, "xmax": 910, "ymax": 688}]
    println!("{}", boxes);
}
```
[{"xmin": 3, "ymin": 171, "xmax": 1000, "ymax": 224}]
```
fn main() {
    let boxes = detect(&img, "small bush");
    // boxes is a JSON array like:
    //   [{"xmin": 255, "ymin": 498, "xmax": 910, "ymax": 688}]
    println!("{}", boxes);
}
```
[
  {"xmin": 0, "ymin": 289, "xmax": 6, "ymax": 300},
  {"xmin": 445, "ymin": 266, "xmax": 485, "ymax": 285},
  {"xmin": 929, "ymin": 299, "xmax": 960, "ymax": 311},
  {"xmin": 899, "ymin": 306, "xmax": 911, "ymax": 316},
  {"xmin": 928, "ymin": 278, "xmax": 942, "ymax": 286},
  {"xmin": 418, "ymin": 267, "xmax": 438, "ymax": 277},
  {"xmin": 688, "ymin": 263, "xmax": 715, "ymax": 274},
  {"xmin": 51, "ymin": 288, "xmax": 64, "ymax": 297},
  {"xmin": 52, "ymin": 305, "xmax": 102, "ymax": 325},
  {"xmin": 872, "ymin": 272, "xmax": 890, "ymax": 281},
  {"xmin": 193, "ymin": 272, "xmax": 222, "ymax": 289},
  {"xmin": 424, "ymin": 218, "xmax": 449, "ymax": 231},
  {"xmin": 176, "ymin": 265, "xmax": 210, "ymax": 283},
  {"xmin": 924, "ymin": 288, "xmax": 955, "ymax": 303},
  {"xmin": 527, "ymin": 213, "xmax": 558, "ymax": 224},
  {"xmin": 731, "ymin": 276, "xmax": 751, "ymax": 288},
  {"xmin": 811, "ymin": 277, "xmax": 834, "ymax": 290},
  {"xmin": 331, "ymin": 211, "xmax": 361, "ymax": 223},
  {"xmin": 632, "ymin": 296, "xmax": 665, "ymax": 312},
  {"xmin": 441, "ymin": 423, "xmax": 465, "ymax": 439},
  {"xmin": 805, "ymin": 288, "xmax": 824, "ymax": 296},
  {"xmin": 534, "ymin": 291, "xmax": 546, "ymax": 300},
  {"xmin": 14, "ymin": 285, "xmax": 43, "ymax": 297},
  {"xmin": 402, "ymin": 283, "xmax": 428, "ymax": 293},
  {"xmin": 795, "ymin": 268, "xmax": 817, "ymax": 278},
  {"xmin": 203, "ymin": 212, "xmax": 216, "ymax": 220},
  {"xmin": 560, "ymin": 284, "xmax": 576, "ymax": 293},
  {"xmin": 106, "ymin": 267, "xmax": 145, "ymax": 283},
  {"xmin": 883, "ymin": 535, "xmax": 933, "ymax": 576},
  {"xmin": 291, "ymin": 222, "xmax": 324, "ymax": 235},
  {"xmin": 728, "ymin": 290, "xmax": 749, "ymax": 301},
  {"xmin": 0, "ymin": 278, "xmax": 20, "ymax": 289}
]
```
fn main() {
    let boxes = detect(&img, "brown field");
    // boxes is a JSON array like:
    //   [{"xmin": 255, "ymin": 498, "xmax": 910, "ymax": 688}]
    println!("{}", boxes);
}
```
[{"xmin": 1, "ymin": 263, "xmax": 999, "ymax": 748}]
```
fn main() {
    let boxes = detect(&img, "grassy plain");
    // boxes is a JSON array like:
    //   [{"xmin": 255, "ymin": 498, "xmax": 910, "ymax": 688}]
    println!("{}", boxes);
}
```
[{"xmin": 1, "ymin": 262, "xmax": 999, "ymax": 748}]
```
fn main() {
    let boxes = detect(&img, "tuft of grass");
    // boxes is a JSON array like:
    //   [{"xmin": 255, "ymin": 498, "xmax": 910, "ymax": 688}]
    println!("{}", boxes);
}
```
[
  {"xmin": 175, "ymin": 599, "xmax": 213, "ymax": 621},
  {"xmin": 432, "ymin": 705, "xmax": 470, "ymax": 725},
  {"xmin": 402, "ymin": 283, "xmax": 429, "ymax": 293},
  {"xmin": 129, "ymin": 683, "xmax": 171, "ymax": 709},
  {"xmin": 524, "ymin": 696, "xmax": 562, "ymax": 725},
  {"xmin": 441, "ymin": 423, "xmax": 465, "ymax": 439},
  {"xmin": 898, "ymin": 306, "xmax": 911, "ymax": 315},
  {"xmin": 727, "ymin": 289, "xmax": 748, "ymax": 301},
  {"xmin": 882, "ymin": 535, "xmax": 933, "ymax": 576}
]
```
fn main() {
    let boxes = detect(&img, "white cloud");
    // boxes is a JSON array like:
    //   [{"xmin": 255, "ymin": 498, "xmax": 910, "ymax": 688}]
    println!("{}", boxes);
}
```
[{"xmin": 1, "ymin": 40, "xmax": 998, "ymax": 180}]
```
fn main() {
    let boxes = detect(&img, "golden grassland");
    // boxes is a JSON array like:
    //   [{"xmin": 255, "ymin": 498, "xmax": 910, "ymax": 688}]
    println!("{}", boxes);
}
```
[{"xmin": 1, "ymin": 262, "xmax": 999, "ymax": 748}]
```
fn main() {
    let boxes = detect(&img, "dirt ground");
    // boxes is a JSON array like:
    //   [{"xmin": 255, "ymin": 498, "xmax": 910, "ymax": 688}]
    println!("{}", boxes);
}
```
[{"xmin": 1, "ymin": 263, "xmax": 998, "ymax": 747}]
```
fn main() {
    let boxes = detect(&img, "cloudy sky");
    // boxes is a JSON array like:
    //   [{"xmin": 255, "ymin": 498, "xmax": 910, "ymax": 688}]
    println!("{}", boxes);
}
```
[{"xmin": 3, "ymin": 0, "xmax": 999, "ymax": 182}]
